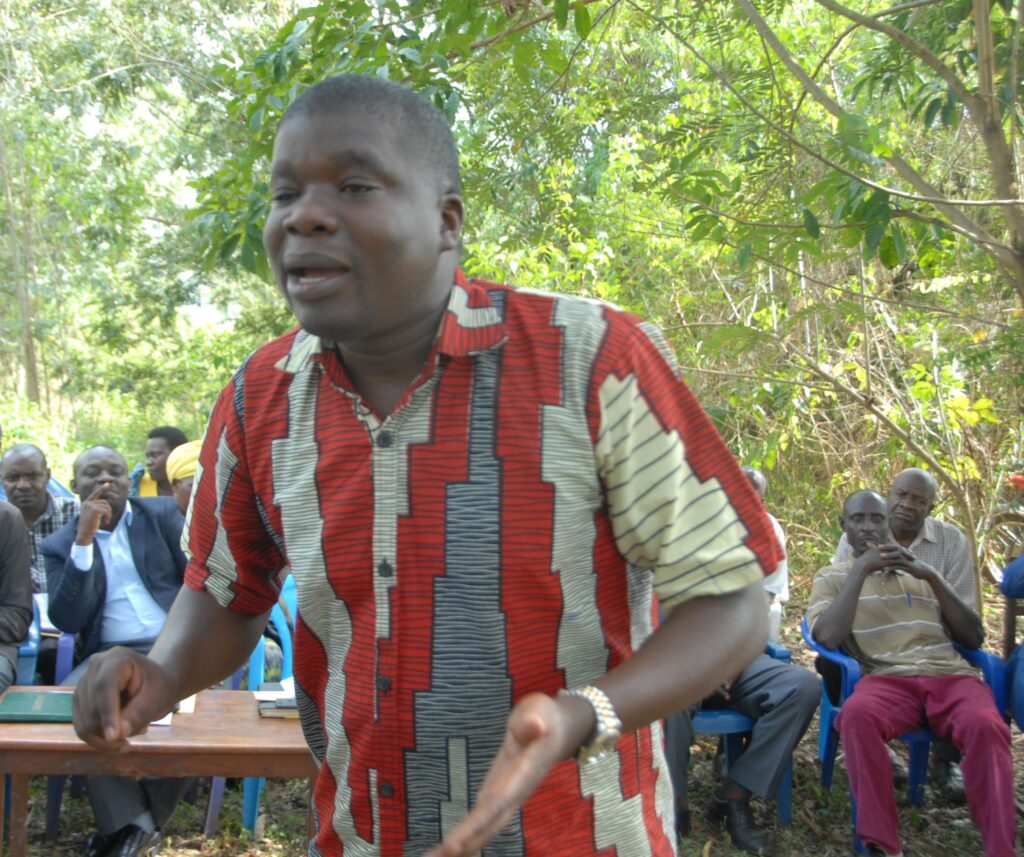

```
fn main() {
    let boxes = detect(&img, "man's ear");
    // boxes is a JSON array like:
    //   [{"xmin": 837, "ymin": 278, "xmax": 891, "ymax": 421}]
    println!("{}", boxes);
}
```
[
  {"xmin": 439, "ymin": 193, "xmax": 463, "ymax": 253},
  {"xmin": 838, "ymin": 515, "xmax": 845, "ymax": 531},
  {"xmin": 70, "ymin": 477, "xmax": 77, "ymax": 494}
]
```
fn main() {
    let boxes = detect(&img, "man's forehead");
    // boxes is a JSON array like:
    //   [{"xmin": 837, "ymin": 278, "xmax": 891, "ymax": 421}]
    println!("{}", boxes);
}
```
[
  {"xmin": 890, "ymin": 472, "xmax": 932, "ymax": 496},
  {"xmin": 846, "ymin": 495, "xmax": 886, "ymax": 516},
  {"xmin": 0, "ymin": 449, "xmax": 46, "ymax": 473},
  {"xmin": 77, "ymin": 448, "xmax": 126, "ymax": 471}
]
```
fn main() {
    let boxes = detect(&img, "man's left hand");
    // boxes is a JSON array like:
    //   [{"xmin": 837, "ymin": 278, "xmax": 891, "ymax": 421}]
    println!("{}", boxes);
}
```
[
  {"xmin": 423, "ymin": 691, "xmax": 591, "ymax": 857},
  {"xmin": 891, "ymin": 547, "xmax": 937, "ymax": 582}
]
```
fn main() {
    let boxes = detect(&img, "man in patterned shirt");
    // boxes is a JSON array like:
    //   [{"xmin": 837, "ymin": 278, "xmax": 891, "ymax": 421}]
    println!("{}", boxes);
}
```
[
  {"xmin": 1, "ymin": 443, "xmax": 79, "ymax": 592},
  {"xmin": 808, "ymin": 490, "xmax": 1012, "ymax": 856},
  {"xmin": 832, "ymin": 467, "xmax": 974, "ymax": 799},
  {"xmin": 70, "ymin": 75, "xmax": 781, "ymax": 857}
]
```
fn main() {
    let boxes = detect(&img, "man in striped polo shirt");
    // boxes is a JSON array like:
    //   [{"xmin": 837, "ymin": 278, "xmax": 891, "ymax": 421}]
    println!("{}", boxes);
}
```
[
  {"xmin": 832, "ymin": 467, "xmax": 977, "ymax": 798},
  {"xmin": 808, "ymin": 490, "xmax": 1013, "ymax": 857}
]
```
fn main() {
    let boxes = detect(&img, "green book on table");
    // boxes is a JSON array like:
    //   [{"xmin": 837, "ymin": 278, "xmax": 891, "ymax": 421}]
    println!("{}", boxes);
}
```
[{"xmin": 0, "ymin": 690, "xmax": 74, "ymax": 722}]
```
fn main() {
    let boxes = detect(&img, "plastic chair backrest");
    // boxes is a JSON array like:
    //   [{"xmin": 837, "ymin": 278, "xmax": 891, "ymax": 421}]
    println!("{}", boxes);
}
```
[
  {"xmin": 15, "ymin": 599, "xmax": 42, "ymax": 685},
  {"xmin": 245, "ymin": 603, "xmax": 294, "ymax": 688}
]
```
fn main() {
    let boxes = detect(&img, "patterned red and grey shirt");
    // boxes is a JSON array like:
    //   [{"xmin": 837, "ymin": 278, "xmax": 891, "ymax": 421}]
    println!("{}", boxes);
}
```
[{"xmin": 184, "ymin": 273, "xmax": 780, "ymax": 857}]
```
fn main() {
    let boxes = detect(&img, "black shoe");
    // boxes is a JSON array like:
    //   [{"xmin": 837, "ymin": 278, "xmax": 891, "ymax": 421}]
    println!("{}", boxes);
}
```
[
  {"xmin": 930, "ymin": 758, "xmax": 966, "ymax": 804},
  {"xmin": 706, "ymin": 795, "xmax": 773, "ymax": 855},
  {"xmin": 676, "ymin": 805, "xmax": 692, "ymax": 837},
  {"xmin": 109, "ymin": 826, "xmax": 163, "ymax": 857},
  {"xmin": 865, "ymin": 846, "xmax": 906, "ymax": 856},
  {"xmin": 82, "ymin": 831, "xmax": 115, "ymax": 857}
]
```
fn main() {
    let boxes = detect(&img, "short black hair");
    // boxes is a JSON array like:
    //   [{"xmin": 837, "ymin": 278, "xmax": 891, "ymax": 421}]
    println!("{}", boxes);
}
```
[
  {"xmin": 148, "ymin": 426, "xmax": 188, "ymax": 451},
  {"xmin": 0, "ymin": 443, "xmax": 47, "ymax": 471},
  {"xmin": 283, "ymin": 74, "xmax": 461, "ymax": 194},
  {"xmin": 842, "ymin": 489, "xmax": 885, "ymax": 516}
]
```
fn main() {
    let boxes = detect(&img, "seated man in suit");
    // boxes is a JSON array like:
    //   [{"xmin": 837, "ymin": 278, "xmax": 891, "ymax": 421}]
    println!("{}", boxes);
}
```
[
  {"xmin": 808, "ymin": 490, "xmax": 1013, "ymax": 857},
  {"xmin": 42, "ymin": 446, "xmax": 190, "ymax": 857},
  {"xmin": 0, "ymin": 499, "xmax": 33, "ymax": 693},
  {"xmin": 664, "ymin": 475, "xmax": 818, "ymax": 857}
]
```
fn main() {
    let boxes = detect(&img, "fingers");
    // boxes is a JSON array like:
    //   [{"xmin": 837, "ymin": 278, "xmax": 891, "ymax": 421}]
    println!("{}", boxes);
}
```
[
  {"xmin": 73, "ymin": 655, "xmax": 132, "ymax": 749},
  {"xmin": 98, "ymin": 500, "xmax": 112, "ymax": 526},
  {"xmin": 86, "ymin": 482, "xmax": 112, "ymax": 502},
  {"xmin": 72, "ymin": 650, "xmax": 168, "ymax": 750},
  {"xmin": 424, "ymin": 698, "xmax": 560, "ymax": 857}
]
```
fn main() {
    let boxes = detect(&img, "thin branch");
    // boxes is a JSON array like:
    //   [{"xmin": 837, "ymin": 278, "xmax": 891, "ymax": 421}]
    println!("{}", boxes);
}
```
[
  {"xmin": 633, "ymin": 0, "xmax": 1021, "ymax": 210},
  {"xmin": 890, "ymin": 208, "xmax": 1015, "ymax": 251},
  {"xmin": 670, "ymin": 362, "xmax": 843, "ymax": 394},
  {"xmin": 468, "ymin": 0, "xmax": 604, "ymax": 51},
  {"xmin": 813, "ymin": 0, "xmax": 975, "ymax": 108}
]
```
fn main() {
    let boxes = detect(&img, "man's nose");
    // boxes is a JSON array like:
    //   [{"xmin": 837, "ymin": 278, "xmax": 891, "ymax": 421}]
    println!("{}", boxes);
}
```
[{"xmin": 285, "ymin": 188, "xmax": 339, "ymax": 235}]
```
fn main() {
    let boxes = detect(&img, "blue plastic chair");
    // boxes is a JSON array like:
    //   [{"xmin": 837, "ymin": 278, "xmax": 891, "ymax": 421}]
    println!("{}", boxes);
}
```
[
  {"xmin": 15, "ymin": 598, "xmax": 42, "ymax": 685},
  {"xmin": 204, "ymin": 603, "xmax": 294, "ymax": 837},
  {"xmin": 690, "ymin": 640, "xmax": 794, "ymax": 825},
  {"xmin": 802, "ymin": 616, "xmax": 1005, "ymax": 853}
]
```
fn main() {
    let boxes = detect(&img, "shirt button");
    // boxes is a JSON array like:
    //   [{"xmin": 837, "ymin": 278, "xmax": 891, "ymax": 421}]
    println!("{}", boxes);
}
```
[
  {"xmin": 379, "ymin": 781, "xmax": 394, "ymax": 797},
  {"xmin": 377, "ymin": 431, "xmax": 393, "ymax": 448},
  {"xmin": 376, "ymin": 676, "xmax": 392, "ymax": 692},
  {"xmin": 378, "ymin": 560, "xmax": 393, "ymax": 577}
]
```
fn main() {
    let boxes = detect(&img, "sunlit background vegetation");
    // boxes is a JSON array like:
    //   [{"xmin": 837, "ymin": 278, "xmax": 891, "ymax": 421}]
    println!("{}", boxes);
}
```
[{"xmin": 2, "ymin": 0, "xmax": 1022, "ymax": 600}]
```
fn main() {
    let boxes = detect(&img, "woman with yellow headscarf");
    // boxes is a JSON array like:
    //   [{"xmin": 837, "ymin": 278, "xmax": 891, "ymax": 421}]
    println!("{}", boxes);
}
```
[{"xmin": 164, "ymin": 440, "xmax": 202, "ymax": 515}]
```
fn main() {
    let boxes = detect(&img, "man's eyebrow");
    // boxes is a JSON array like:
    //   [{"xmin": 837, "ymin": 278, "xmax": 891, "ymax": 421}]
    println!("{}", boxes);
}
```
[{"xmin": 270, "ymin": 148, "xmax": 389, "ymax": 180}]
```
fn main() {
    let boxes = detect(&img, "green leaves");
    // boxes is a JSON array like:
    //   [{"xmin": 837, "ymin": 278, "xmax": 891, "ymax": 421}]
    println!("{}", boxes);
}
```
[{"xmin": 801, "ymin": 207, "xmax": 821, "ymax": 239}]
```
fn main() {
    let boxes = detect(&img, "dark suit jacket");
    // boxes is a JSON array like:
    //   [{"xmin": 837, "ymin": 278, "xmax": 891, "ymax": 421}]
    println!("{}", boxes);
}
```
[
  {"xmin": 41, "ymin": 497, "xmax": 187, "ymax": 661},
  {"xmin": 0, "ymin": 501, "xmax": 33, "ymax": 673}
]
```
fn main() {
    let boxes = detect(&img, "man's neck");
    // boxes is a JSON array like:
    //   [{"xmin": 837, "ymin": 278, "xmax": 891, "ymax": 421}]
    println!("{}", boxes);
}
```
[
  {"xmin": 334, "ymin": 300, "xmax": 449, "ymax": 418},
  {"xmin": 21, "ymin": 497, "xmax": 48, "ymax": 528},
  {"xmin": 892, "ymin": 526, "xmax": 921, "ymax": 548}
]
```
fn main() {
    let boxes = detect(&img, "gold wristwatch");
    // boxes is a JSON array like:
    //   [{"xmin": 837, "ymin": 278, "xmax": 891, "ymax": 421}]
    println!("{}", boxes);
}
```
[{"xmin": 560, "ymin": 685, "xmax": 622, "ymax": 764}]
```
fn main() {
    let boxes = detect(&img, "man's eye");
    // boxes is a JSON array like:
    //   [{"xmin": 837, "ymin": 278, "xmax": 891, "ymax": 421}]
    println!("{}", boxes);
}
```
[
  {"xmin": 340, "ymin": 182, "xmax": 373, "ymax": 193},
  {"xmin": 271, "ymin": 189, "xmax": 297, "ymax": 203}
]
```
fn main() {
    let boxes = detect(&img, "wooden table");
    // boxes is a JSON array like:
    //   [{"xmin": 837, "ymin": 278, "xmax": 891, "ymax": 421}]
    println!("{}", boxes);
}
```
[{"xmin": 0, "ymin": 688, "xmax": 318, "ymax": 856}]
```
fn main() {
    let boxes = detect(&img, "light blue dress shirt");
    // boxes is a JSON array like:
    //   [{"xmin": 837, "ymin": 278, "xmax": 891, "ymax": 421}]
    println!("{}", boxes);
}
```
[{"xmin": 69, "ymin": 504, "xmax": 168, "ymax": 645}]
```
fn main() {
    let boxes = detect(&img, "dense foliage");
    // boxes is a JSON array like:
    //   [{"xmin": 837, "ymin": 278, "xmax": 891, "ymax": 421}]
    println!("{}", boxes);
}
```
[{"xmin": 2, "ymin": 0, "xmax": 1022, "ymax": 597}]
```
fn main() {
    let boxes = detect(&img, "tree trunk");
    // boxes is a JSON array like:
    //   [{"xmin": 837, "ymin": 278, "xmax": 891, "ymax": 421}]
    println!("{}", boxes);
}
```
[{"xmin": 0, "ymin": 117, "xmax": 41, "ymax": 403}]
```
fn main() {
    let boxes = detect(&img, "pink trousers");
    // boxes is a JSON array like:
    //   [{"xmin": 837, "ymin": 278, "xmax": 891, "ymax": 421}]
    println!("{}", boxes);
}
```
[{"xmin": 837, "ymin": 673, "xmax": 1015, "ymax": 856}]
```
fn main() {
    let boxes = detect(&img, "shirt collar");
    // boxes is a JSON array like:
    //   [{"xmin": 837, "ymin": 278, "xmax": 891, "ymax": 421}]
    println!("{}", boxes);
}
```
[
  {"xmin": 916, "ymin": 516, "xmax": 937, "ymax": 545},
  {"xmin": 274, "ymin": 270, "xmax": 507, "ymax": 376}
]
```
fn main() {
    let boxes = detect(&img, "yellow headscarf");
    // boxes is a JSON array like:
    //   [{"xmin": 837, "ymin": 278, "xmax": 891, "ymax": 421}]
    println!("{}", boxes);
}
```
[{"xmin": 165, "ymin": 440, "xmax": 202, "ymax": 484}]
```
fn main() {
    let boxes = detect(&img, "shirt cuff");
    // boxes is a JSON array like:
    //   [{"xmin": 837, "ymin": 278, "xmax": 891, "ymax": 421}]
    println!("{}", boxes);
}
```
[{"xmin": 70, "ymin": 542, "xmax": 94, "ymax": 571}]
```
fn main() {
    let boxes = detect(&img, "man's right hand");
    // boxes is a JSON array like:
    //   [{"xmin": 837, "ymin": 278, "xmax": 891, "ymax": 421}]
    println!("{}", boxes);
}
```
[
  {"xmin": 852, "ymin": 543, "xmax": 904, "ymax": 576},
  {"xmin": 75, "ymin": 483, "xmax": 113, "ymax": 546},
  {"xmin": 72, "ymin": 647, "xmax": 179, "ymax": 750}
]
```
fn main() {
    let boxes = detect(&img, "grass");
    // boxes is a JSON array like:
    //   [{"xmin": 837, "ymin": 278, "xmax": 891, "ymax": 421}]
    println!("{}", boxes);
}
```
[{"xmin": 18, "ymin": 591, "xmax": 1024, "ymax": 856}]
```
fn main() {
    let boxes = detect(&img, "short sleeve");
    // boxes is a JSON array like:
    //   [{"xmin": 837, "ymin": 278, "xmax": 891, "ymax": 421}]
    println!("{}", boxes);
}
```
[
  {"xmin": 184, "ymin": 375, "xmax": 286, "ymax": 615},
  {"xmin": 806, "ymin": 562, "xmax": 848, "ymax": 631},
  {"xmin": 592, "ymin": 319, "xmax": 781, "ymax": 614}
]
